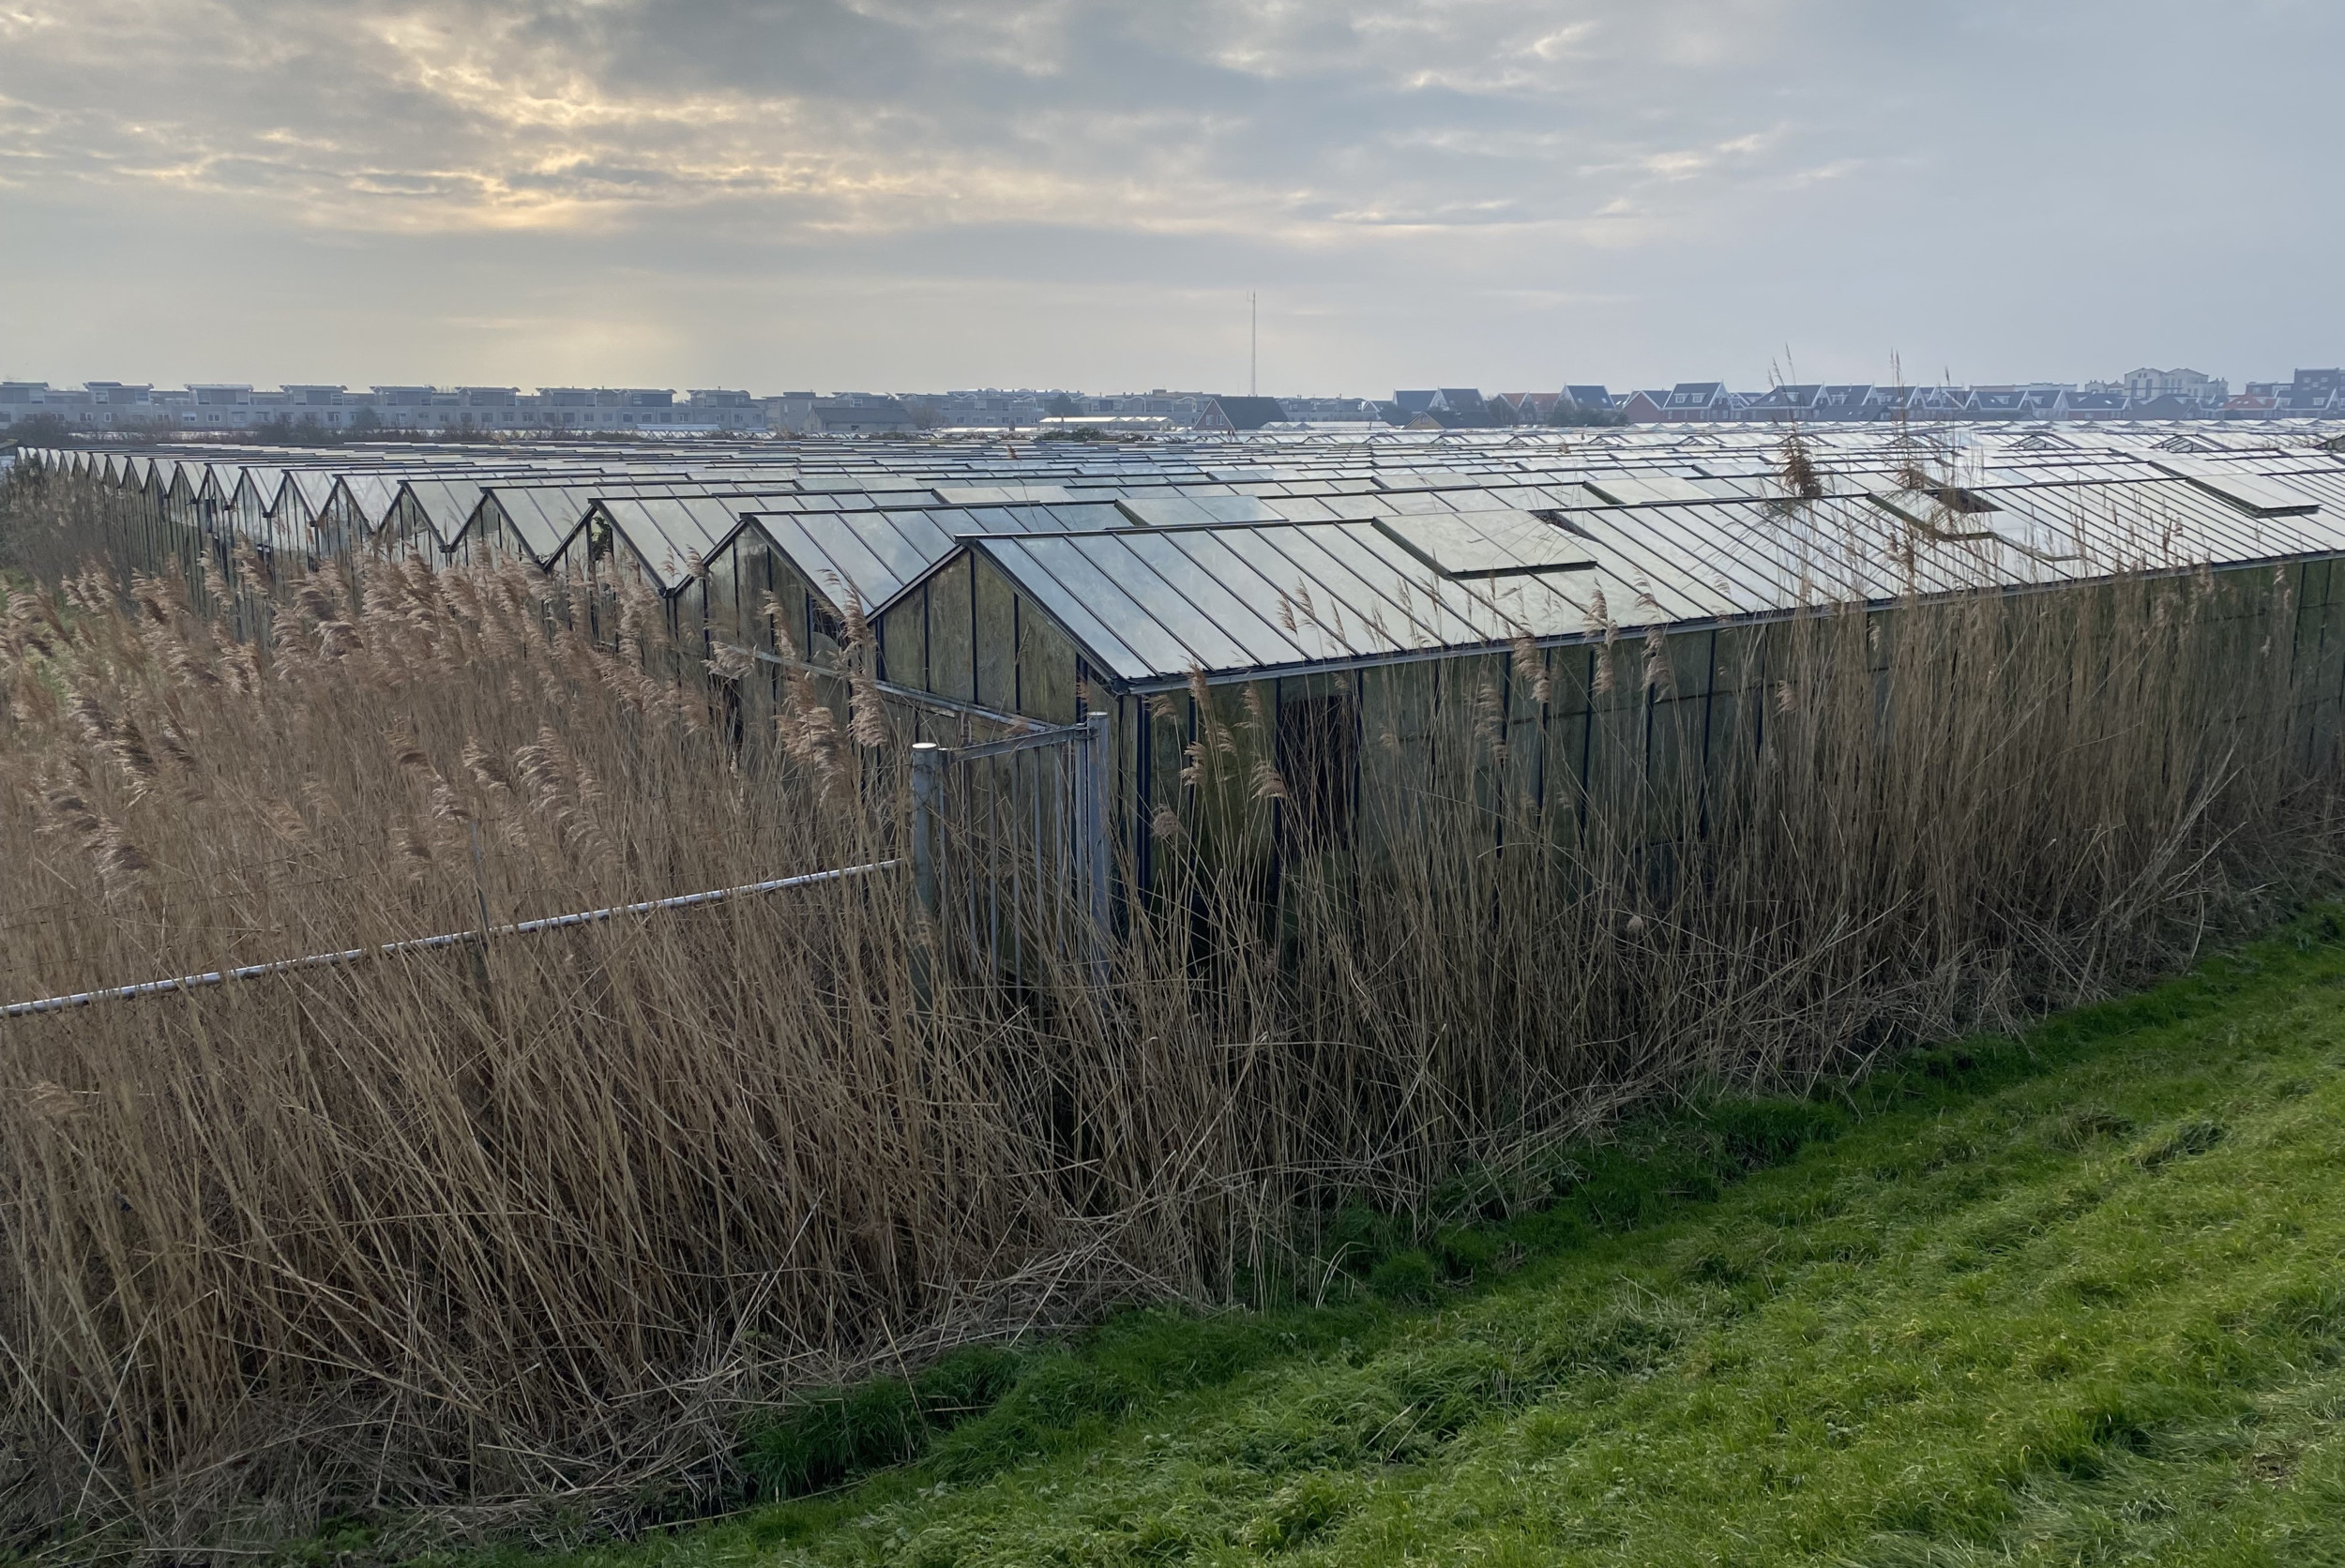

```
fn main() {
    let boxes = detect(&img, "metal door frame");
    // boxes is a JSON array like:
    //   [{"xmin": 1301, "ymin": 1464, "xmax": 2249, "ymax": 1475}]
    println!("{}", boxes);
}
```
[{"xmin": 910, "ymin": 712, "xmax": 1111, "ymax": 997}]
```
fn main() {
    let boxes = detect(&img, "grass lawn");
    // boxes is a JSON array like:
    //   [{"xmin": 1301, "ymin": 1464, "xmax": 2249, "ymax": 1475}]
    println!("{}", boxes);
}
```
[{"xmin": 421, "ymin": 911, "xmax": 2345, "ymax": 1567}]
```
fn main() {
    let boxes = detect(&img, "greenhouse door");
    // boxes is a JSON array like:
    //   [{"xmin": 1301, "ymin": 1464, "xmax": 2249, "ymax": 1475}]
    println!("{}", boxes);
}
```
[{"xmin": 910, "ymin": 714, "xmax": 1112, "ymax": 991}]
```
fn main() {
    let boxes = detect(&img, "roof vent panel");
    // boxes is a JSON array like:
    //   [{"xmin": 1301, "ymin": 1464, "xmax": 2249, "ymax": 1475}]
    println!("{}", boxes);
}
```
[{"xmin": 1374, "ymin": 510, "xmax": 1597, "ymax": 576}]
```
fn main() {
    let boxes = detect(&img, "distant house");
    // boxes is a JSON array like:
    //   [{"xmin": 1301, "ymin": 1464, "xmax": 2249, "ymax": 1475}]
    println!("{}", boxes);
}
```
[
  {"xmin": 2279, "ymin": 373, "xmax": 2337, "ymax": 416},
  {"xmin": 1817, "ymin": 384, "xmax": 1969, "ymax": 421},
  {"xmin": 1560, "ymin": 385, "xmax": 1614, "ymax": 413},
  {"xmin": 2280, "ymin": 369, "xmax": 2344, "ymax": 415},
  {"xmin": 2066, "ymin": 391, "xmax": 2130, "ymax": 420},
  {"xmin": 1743, "ymin": 384, "xmax": 1823, "ymax": 422},
  {"xmin": 759, "ymin": 392, "xmax": 818, "ymax": 430},
  {"xmin": 809, "ymin": 396, "xmax": 917, "ymax": 434},
  {"xmin": 1378, "ymin": 388, "xmax": 1495, "ymax": 429},
  {"xmin": 1037, "ymin": 415, "xmax": 1175, "ymax": 435},
  {"xmin": 1194, "ymin": 396, "xmax": 1289, "ymax": 432},
  {"xmin": 1616, "ymin": 389, "xmax": 1669, "ymax": 423},
  {"xmin": 1430, "ymin": 388, "xmax": 1489, "ymax": 424},
  {"xmin": 1865, "ymin": 386, "xmax": 1924, "ymax": 420},
  {"xmin": 1659, "ymin": 382, "xmax": 1730, "ymax": 422},
  {"xmin": 1278, "ymin": 397, "xmax": 1383, "ymax": 424},
  {"xmin": 1808, "ymin": 385, "xmax": 1873, "ymax": 420},
  {"xmin": 682, "ymin": 388, "xmax": 768, "ymax": 431},
  {"xmin": 2124, "ymin": 367, "xmax": 2226, "ymax": 406}
]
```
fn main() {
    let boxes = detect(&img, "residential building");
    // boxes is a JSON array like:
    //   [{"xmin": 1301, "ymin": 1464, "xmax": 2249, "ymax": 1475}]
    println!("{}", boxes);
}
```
[
  {"xmin": 1277, "ymin": 397, "xmax": 1382, "ymax": 424},
  {"xmin": 683, "ymin": 389, "xmax": 767, "ymax": 431},
  {"xmin": 1616, "ymin": 390, "xmax": 1669, "ymax": 422},
  {"xmin": 1742, "ymin": 384, "xmax": 1823, "ymax": 422},
  {"xmin": 14, "ymin": 367, "xmax": 2345, "ymax": 437},
  {"xmin": 1430, "ymin": 388, "xmax": 1489, "ymax": 422},
  {"xmin": 808, "ymin": 395, "xmax": 918, "ymax": 435},
  {"xmin": 764, "ymin": 392, "xmax": 820, "ymax": 431},
  {"xmin": 1195, "ymin": 396, "xmax": 1289, "ymax": 432},
  {"xmin": 2124, "ymin": 367, "xmax": 2227, "ymax": 405},
  {"xmin": 1659, "ymin": 383, "xmax": 1731, "ymax": 422},
  {"xmin": 1493, "ymin": 392, "xmax": 1559, "ymax": 422},
  {"xmin": 2280, "ymin": 369, "xmax": 2343, "ymax": 416}
]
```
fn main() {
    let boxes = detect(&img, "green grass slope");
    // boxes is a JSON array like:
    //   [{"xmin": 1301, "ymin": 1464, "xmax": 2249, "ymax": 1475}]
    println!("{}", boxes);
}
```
[{"xmin": 449, "ymin": 913, "xmax": 2345, "ymax": 1567}]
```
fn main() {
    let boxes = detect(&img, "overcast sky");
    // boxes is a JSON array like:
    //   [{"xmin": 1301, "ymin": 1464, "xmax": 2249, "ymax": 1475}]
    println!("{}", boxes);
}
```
[{"xmin": 0, "ymin": 0, "xmax": 2334, "ymax": 396}]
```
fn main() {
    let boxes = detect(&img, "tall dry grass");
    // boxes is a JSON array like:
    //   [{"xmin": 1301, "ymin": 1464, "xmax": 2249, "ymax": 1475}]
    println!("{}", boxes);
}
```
[
  {"xmin": 1151, "ymin": 553, "xmax": 2335, "ymax": 1215},
  {"xmin": 2, "ymin": 469, "xmax": 2341, "ymax": 1550}
]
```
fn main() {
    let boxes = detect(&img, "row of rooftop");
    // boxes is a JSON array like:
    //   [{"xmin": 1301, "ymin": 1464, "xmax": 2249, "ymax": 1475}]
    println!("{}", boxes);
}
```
[
  {"xmin": 18, "ymin": 420, "xmax": 2345, "ymax": 696},
  {"xmin": 1404, "ymin": 369, "xmax": 2343, "ymax": 426},
  {"xmin": 4, "ymin": 369, "xmax": 2340, "ymax": 438}
]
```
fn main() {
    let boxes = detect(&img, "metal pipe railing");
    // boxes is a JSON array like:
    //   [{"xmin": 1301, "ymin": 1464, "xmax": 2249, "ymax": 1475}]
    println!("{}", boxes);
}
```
[{"xmin": 2, "ymin": 859, "xmax": 899, "ymax": 1019}]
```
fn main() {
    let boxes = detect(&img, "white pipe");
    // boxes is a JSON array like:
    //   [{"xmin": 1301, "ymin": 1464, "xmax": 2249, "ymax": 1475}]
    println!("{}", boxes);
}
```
[{"xmin": 2, "ymin": 859, "xmax": 900, "ymax": 1019}]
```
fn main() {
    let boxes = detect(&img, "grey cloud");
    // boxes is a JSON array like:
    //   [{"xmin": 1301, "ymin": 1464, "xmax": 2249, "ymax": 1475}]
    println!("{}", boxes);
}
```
[
  {"xmin": 0, "ymin": 0, "xmax": 2337, "ymax": 391},
  {"xmin": 0, "ymin": 1, "xmax": 1834, "ymax": 237}
]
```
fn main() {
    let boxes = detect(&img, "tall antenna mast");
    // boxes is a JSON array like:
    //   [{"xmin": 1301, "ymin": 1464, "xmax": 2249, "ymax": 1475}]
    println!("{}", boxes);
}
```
[{"xmin": 1249, "ymin": 292, "xmax": 1258, "ymax": 398}]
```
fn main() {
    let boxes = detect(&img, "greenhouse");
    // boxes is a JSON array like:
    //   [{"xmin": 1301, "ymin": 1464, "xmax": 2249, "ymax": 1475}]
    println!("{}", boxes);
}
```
[{"xmin": 20, "ymin": 420, "xmax": 2345, "ymax": 927}]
